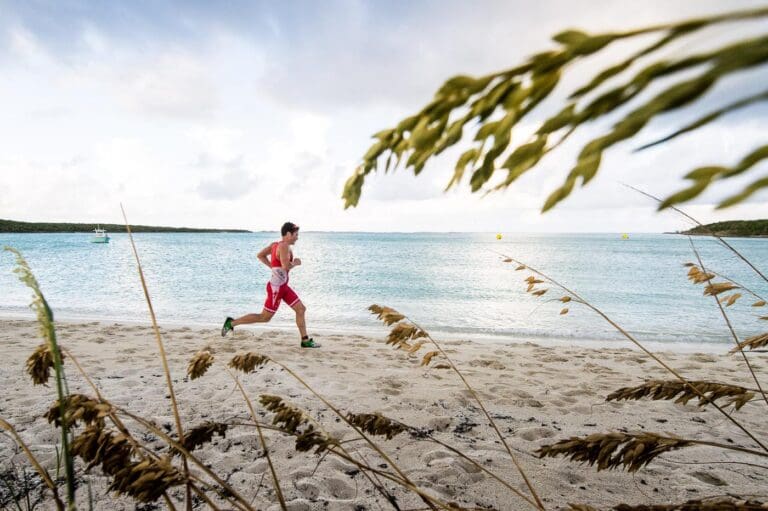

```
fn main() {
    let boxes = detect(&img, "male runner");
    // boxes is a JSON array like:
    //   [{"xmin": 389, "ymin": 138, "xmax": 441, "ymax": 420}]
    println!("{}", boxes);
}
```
[{"xmin": 221, "ymin": 222, "xmax": 319, "ymax": 348}]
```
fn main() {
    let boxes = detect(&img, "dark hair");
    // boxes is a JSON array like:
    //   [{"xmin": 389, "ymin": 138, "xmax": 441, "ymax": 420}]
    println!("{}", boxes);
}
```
[{"xmin": 281, "ymin": 222, "xmax": 299, "ymax": 236}]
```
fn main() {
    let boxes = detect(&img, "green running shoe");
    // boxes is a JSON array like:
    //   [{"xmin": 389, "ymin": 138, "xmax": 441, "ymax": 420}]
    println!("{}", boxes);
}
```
[
  {"xmin": 221, "ymin": 317, "xmax": 234, "ymax": 337},
  {"xmin": 300, "ymin": 338, "xmax": 320, "ymax": 348}
]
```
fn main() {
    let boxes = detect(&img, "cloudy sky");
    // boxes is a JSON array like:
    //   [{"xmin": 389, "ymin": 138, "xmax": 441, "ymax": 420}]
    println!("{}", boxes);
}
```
[{"xmin": 1, "ymin": 0, "xmax": 766, "ymax": 232}]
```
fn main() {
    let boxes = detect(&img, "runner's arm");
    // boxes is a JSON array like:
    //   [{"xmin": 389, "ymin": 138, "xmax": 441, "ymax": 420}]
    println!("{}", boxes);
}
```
[{"xmin": 257, "ymin": 244, "xmax": 271, "ymax": 269}]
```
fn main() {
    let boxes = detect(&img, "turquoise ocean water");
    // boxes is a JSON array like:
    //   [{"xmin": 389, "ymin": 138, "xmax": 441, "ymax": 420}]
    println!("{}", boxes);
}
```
[{"xmin": 1, "ymin": 232, "xmax": 767, "ymax": 348}]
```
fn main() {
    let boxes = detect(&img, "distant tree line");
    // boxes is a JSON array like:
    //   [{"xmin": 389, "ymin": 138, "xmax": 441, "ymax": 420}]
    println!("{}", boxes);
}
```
[
  {"xmin": 681, "ymin": 219, "xmax": 768, "ymax": 237},
  {"xmin": 0, "ymin": 219, "xmax": 250, "ymax": 233}
]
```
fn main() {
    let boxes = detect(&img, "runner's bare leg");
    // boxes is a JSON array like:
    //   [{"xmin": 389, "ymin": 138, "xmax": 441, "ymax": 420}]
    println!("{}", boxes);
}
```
[
  {"xmin": 291, "ymin": 301, "xmax": 308, "ymax": 338},
  {"xmin": 233, "ymin": 309, "xmax": 274, "ymax": 326}
]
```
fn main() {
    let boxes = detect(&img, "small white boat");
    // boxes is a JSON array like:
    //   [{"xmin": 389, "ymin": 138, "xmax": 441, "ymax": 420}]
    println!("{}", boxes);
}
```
[{"xmin": 90, "ymin": 227, "xmax": 110, "ymax": 243}]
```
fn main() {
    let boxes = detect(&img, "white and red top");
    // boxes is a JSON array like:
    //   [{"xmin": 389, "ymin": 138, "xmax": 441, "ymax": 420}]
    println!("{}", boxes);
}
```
[{"xmin": 269, "ymin": 241, "xmax": 292, "ymax": 288}]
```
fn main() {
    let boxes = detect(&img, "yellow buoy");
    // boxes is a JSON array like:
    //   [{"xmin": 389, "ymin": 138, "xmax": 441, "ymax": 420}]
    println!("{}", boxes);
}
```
[
  {"xmin": 496, "ymin": 233, "xmax": 503, "ymax": 240},
  {"xmin": 621, "ymin": 233, "xmax": 629, "ymax": 240}
]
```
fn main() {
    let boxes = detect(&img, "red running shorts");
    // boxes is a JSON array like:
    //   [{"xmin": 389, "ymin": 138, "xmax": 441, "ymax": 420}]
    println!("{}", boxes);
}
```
[{"xmin": 264, "ymin": 281, "xmax": 300, "ymax": 313}]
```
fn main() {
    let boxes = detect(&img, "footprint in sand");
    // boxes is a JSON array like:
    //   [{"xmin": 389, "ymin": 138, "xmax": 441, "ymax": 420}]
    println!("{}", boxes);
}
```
[
  {"xmin": 293, "ymin": 478, "xmax": 320, "ymax": 500},
  {"xmin": 279, "ymin": 500, "xmax": 312, "ymax": 511},
  {"xmin": 428, "ymin": 416, "xmax": 452, "ymax": 431},
  {"xmin": 517, "ymin": 426, "xmax": 555, "ymax": 441},
  {"xmin": 511, "ymin": 389, "xmax": 534, "ymax": 399},
  {"xmin": 562, "ymin": 470, "xmax": 586, "ymax": 484},
  {"xmin": 423, "ymin": 449, "xmax": 453, "ymax": 465},
  {"xmin": 690, "ymin": 471, "xmax": 727, "ymax": 486},
  {"xmin": 326, "ymin": 477, "xmax": 356, "ymax": 499},
  {"xmin": 468, "ymin": 358, "xmax": 506, "ymax": 370},
  {"xmin": 540, "ymin": 355, "xmax": 570, "ymax": 363},
  {"xmin": 375, "ymin": 377, "xmax": 408, "ymax": 396}
]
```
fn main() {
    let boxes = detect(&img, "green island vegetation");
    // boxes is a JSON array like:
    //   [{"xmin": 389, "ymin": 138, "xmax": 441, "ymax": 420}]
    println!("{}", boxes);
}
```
[
  {"xmin": 0, "ymin": 219, "xmax": 250, "ymax": 234},
  {"xmin": 679, "ymin": 219, "xmax": 768, "ymax": 237}
]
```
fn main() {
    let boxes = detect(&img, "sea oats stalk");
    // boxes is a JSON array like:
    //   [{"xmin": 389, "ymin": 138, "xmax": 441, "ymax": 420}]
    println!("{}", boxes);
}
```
[
  {"xmin": 570, "ymin": 497, "xmax": 768, "ymax": 510},
  {"xmin": 247, "ymin": 354, "xmax": 443, "ymax": 511},
  {"xmin": 731, "ymin": 332, "xmax": 768, "ymax": 353},
  {"xmin": 687, "ymin": 238, "xmax": 768, "ymax": 408},
  {"xmin": 197, "ymin": 349, "xmax": 408, "ymax": 509},
  {"xmin": 624, "ymin": 186, "xmax": 768, "ymax": 409},
  {"xmin": 624, "ymin": 185, "xmax": 768, "ymax": 285},
  {"xmin": 606, "ymin": 380, "xmax": 757, "ymax": 410},
  {"xmin": 536, "ymin": 432, "xmax": 767, "ymax": 472},
  {"xmin": 120, "ymin": 205, "xmax": 193, "ymax": 510},
  {"xmin": 369, "ymin": 305, "xmax": 544, "ymax": 510},
  {"xmin": 115, "ymin": 408, "xmax": 257, "ymax": 511},
  {"xmin": 60, "ymin": 347, "xmax": 181, "ymax": 510},
  {"xmin": 497, "ymin": 252, "xmax": 768, "ymax": 453},
  {"xmin": 4, "ymin": 247, "xmax": 75, "ymax": 509},
  {"xmin": 227, "ymin": 369, "xmax": 287, "ymax": 511},
  {"xmin": 347, "ymin": 411, "xmax": 539, "ymax": 501}
]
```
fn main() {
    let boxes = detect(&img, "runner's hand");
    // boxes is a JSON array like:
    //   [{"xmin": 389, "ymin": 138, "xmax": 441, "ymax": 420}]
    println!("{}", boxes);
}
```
[{"xmin": 292, "ymin": 258, "xmax": 302, "ymax": 267}]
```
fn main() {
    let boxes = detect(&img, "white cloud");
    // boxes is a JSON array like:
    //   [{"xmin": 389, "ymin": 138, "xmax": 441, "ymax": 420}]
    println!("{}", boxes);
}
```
[{"xmin": 1, "ymin": 1, "xmax": 766, "ymax": 232}]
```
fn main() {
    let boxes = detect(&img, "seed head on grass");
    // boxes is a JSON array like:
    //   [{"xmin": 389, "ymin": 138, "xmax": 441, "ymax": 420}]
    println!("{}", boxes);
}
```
[
  {"xmin": 368, "ymin": 304, "xmax": 405, "ymax": 325},
  {"xmin": 421, "ymin": 351, "xmax": 440, "ymax": 366},
  {"xmin": 72, "ymin": 425, "xmax": 183, "ymax": 503},
  {"xmin": 228, "ymin": 352, "xmax": 269, "ymax": 374},
  {"xmin": 606, "ymin": 380, "xmax": 755, "ymax": 411},
  {"xmin": 109, "ymin": 456, "xmax": 184, "ymax": 503},
  {"xmin": 686, "ymin": 265, "xmax": 715, "ymax": 284},
  {"xmin": 387, "ymin": 322, "xmax": 427, "ymax": 347},
  {"xmin": 347, "ymin": 413, "xmax": 406, "ymax": 440},
  {"xmin": 259, "ymin": 395, "xmax": 337, "ymax": 454},
  {"xmin": 719, "ymin": 293, "xmax": 742, "ymax": 307},
  {"xmin": 294, "ymin": 429, "xmax": 339, "ymax": 454},
  {"xmin": 260, "ymin": 395, "xmax": 312, "ymax": 433},
  {"xmin": 536, "ymin": 432, "xmax": 693, "ymax": 472},
  {"xmin": 71, "ymin": 426, "xmax": 134, "ymax": 474},
  {"xmin": 407, "ymin": 340, "xmax": 426, "ymax": 354},
  {"xmin": 704, "ymin": 282, "xmax": 740, "ymax": 296},
  {"xmin": 730, "ymin": 332, "xmax": 768, "ymax": 353},
  {"xmin": 26, "ymin": 344, "xmax": 64, "ymax": 385},
  {"xmin": 45, "ymin": 394, "xmax": 111, "ymax": 428},
  {"xmin": 171, "ymin": 421, "xmax": 228, "ymax": 456},
  {"xmin": 752, "ymin": 300, "xmax": 766, "ymax": 307},
  {"xmin": 187, "ymin": 349, "xmax": 214, "ymax": 380}
]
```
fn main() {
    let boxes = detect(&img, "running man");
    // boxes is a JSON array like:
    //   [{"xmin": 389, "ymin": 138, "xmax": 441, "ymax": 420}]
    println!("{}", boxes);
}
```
[{"xmin": 221, "ymin": 222, "xmax": 319, "ymax": 348}]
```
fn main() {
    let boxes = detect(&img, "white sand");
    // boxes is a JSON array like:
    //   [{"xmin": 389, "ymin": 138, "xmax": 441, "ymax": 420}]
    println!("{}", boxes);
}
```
[{"xmin": 1, "ymin": 318, "xmax": 767, "ymax": 510}]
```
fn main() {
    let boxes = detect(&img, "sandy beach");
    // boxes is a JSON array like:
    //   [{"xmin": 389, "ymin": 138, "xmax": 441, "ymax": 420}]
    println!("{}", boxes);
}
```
[{"xmin": 1, "ymin": 318, "xmax": 767, "ymax": 510}]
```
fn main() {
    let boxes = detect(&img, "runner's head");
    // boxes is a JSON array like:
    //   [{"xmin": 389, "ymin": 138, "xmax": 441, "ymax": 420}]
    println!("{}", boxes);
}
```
[{"xmin": 281, "ymin": 222, "xmax": 300, "ymax": 243}]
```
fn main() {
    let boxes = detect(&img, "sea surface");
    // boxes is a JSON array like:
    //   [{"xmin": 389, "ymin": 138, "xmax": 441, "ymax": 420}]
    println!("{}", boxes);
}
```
[{"xmin": 1, "ymin": 232, "xmax": 767, "ymax": 349}]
